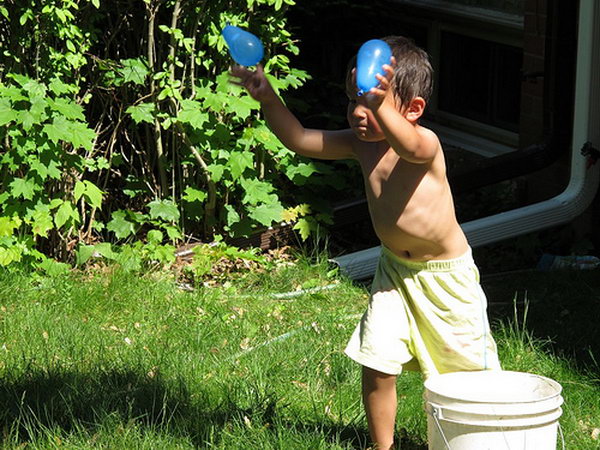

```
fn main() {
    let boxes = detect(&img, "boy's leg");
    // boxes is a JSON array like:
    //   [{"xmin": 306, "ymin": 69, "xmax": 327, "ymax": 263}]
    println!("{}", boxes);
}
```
[{"xmin": 362, "ymin": 366, "xmax": 397, "ymax": 450}]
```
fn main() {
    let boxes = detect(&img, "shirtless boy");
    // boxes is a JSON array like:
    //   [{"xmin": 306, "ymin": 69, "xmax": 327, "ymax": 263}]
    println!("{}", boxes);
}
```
[{"xmin": 231, "ymin": 35, "xmax": 500, "ymax": 450}]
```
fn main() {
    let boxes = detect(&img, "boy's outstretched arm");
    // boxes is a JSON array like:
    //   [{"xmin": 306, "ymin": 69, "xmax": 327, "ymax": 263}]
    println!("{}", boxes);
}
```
[
  {"xmin": 365, "ymin": 65, "xmax": 439, "ymax": 164},
  {"xmin": 230, "ymin": 65, "xmax": 355, "ymax": 160}
]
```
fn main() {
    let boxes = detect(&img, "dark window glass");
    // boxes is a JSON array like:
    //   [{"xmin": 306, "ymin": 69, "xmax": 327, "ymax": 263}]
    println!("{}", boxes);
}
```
[
  {"xmin": 397, "ymin": 23, "xmax": 429, "ymax": 51},
  {"xmin": 439, "ymin": 31, "xmax": 522, "ymax": 131}
]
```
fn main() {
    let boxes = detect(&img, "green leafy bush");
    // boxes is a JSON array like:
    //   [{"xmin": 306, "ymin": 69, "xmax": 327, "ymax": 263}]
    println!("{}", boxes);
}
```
[
  {"xmin": 183, "ymin": 239, "xmax": 272, "ymax": 285},
  {"xmin": 0, "ymin": 73, "xmax": 99, "ymax": 266},
  {"xmin": 0, "ymin": 0, "xmax": 341, "ymax": 270}
]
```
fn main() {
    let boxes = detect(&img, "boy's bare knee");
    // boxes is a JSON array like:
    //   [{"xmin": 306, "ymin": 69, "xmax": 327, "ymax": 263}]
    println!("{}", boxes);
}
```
[
  {"xmin": 363, "ymin": 366, "xmax": 392, "ymax": 376},
  {"xmin": 362, "ymin": 366, "xmax": 396, "ymax": 389},
  {"xmin": 362, "ymin": 366, "xmax": 396, "ymax": 380}
]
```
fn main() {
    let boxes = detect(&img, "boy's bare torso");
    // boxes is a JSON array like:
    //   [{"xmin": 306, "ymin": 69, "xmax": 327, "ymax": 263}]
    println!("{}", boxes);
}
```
[
  {"xmin": 351, "ymin": 128, "xmax": 469, "ymax": 261},
  {"xmin": 228, "ymin": 62, "xmax": 468, "ymax": 262}
]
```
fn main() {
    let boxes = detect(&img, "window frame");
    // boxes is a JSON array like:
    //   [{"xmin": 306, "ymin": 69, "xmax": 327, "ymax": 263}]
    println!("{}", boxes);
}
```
[{"xmin": 392, "ymin": 0, "xmax": 524, "ymax": 153}]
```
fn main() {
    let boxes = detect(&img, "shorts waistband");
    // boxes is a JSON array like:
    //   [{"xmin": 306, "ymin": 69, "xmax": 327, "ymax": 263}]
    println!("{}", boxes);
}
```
[{"xmin": 381, "ymin": 245, "xmax": 474, "ymax": 272}]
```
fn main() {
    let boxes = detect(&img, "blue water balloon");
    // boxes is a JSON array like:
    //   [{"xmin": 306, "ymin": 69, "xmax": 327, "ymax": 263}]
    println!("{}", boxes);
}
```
[
  {"xmin": 356, "ymin": 39, "xmax": 392, "ymax": 96},
  {"xmin": 222, "ymin": 25, "xmax": 264, "ymax": 66}
]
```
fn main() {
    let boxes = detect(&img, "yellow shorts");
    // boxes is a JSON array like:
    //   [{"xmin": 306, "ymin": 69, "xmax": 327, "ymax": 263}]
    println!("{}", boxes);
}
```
[{"xmin": 344, "ymin": 246, "xmax": 501, "ymax": 378}]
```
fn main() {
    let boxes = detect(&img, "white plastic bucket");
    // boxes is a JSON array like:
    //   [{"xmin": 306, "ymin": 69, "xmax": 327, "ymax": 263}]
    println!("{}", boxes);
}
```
[{"xmin": 424, "ymin": 370, "xmax": 564, "ymax": 450}]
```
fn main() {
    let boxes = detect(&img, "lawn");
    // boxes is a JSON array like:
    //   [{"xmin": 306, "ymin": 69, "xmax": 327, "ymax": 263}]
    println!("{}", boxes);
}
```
[{"xmin": 0, "ymin": 254, "xmax": 599, "ymax": 449}]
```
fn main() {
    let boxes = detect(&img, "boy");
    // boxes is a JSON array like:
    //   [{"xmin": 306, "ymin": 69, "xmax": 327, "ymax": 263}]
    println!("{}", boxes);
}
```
[{"xmin": 231, "ymin": 36, "xmax": 500, "ymax": 450}]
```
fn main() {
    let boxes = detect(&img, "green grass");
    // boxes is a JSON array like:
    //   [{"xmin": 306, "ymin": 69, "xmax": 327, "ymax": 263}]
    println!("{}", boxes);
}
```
[{"xmin": 1, "ymin": 259, "xmax": 599, "ymax": 449}]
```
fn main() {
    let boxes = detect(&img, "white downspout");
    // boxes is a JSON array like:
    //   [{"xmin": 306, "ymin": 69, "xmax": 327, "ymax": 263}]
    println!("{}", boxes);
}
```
[{"xmin": 334, "ymin": 0, "xmax": 600, "ymax": 280}]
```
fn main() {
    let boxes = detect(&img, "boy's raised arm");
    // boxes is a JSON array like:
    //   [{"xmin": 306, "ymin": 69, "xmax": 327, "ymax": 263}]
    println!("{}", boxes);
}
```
[
  {"xmin": 230, "ymin": 65, "xmax": 355, "ymax": 160},
  {"xmin": 365, "ymin": 65, "xmax": 439, "ymax": 164},
  {"xmin": 373, "ymin": 98, "xmax": 438, "ymax": 164}
]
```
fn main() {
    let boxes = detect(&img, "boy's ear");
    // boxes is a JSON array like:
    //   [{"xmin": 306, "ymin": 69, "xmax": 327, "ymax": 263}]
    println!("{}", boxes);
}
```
[{"xmin": 406, "ymin": 97, "xmax": 426, "ymax": 123}]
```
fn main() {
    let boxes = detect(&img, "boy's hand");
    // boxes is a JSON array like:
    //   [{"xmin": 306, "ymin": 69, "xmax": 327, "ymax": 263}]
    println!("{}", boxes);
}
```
[
  {"xmin": 229, "ymin": 64, "xmax": 276, "ymax": 104},
  {"xmin": 363, "ymin": 57, "xmax": 396, "ymax": 111}
]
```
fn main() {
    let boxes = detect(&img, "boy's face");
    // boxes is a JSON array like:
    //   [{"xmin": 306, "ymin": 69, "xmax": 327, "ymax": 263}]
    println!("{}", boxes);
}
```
[{"xmin": 346, "ymin": 94, "xmax": 385, "ymax": 142}]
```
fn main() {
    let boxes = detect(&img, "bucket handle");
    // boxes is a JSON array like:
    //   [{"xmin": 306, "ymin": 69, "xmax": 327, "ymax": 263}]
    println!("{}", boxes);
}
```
[
  {"xmin": 558, "ymin": 422, "xmax": 566, "ymax": 450},
  {"xmin": 430, "ymin": 404, "xmax": 452, "ymax": 450},
  {"xmin": 429, "ymin": 403, "xmax": 566, "ymax": 450}
]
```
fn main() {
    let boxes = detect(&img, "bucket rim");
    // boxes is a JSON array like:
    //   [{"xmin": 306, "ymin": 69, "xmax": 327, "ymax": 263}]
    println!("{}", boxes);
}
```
[
  {"xmin": 424, "ymin": 370, "xmax": 563, "ymax": 405},
  {"xmin": 426, "ymin": 403, "xmax": 563, "ymax": 428}
]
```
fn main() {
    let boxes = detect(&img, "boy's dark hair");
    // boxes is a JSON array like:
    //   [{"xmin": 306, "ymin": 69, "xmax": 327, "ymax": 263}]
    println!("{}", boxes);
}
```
[{"xmin": 346, "ymin": 35, "xmax": 433, "ymax": 107}]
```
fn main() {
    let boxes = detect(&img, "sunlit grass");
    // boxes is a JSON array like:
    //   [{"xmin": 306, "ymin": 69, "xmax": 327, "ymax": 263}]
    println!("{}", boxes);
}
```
[{"xmin": 0, "ymin": 261, "xmax": 599, "ymax": 449}]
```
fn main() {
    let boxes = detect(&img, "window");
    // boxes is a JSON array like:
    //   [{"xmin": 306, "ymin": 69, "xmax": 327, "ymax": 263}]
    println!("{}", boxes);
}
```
[
  {"xmin": 391, "ymin": 0, "xmax": 524, "ymax": 152},
  {"xmin": 438, "ymin": 31, "xmax": 522, "ymax": 132}
]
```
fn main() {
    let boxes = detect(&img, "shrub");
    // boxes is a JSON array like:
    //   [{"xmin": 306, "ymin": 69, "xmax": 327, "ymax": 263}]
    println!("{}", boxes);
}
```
[{"xmin": 0, "ymin": 0, "xmax": 331, "ymax": 270}]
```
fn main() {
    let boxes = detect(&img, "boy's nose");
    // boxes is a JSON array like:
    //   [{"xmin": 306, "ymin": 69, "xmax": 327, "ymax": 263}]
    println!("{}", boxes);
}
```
[{"xmin": 351, "ymin": 104, "xmax": 368, "ymax": 118}]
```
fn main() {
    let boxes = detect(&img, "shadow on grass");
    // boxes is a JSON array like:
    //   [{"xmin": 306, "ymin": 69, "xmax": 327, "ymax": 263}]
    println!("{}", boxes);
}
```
[
  {"xmin": 284, "ymin": 420, "xmax": 426, "ymax": 450},
  {"xmin": 483, "ymin": 268, "xmax": 600, "ymax": 376},
  {"xmin": 0, "ymin": 368, "xmax": 427, "ymax": 449},
  {"xmin": 0, "ymin": 368, "xmax": 203, "ymax": 445}
]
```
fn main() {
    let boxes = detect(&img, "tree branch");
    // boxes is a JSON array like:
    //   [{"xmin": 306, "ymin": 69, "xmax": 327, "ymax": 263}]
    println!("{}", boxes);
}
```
[{"xmin": 146, "ymin": 0, "xmax": 168, "ymax": 196}]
